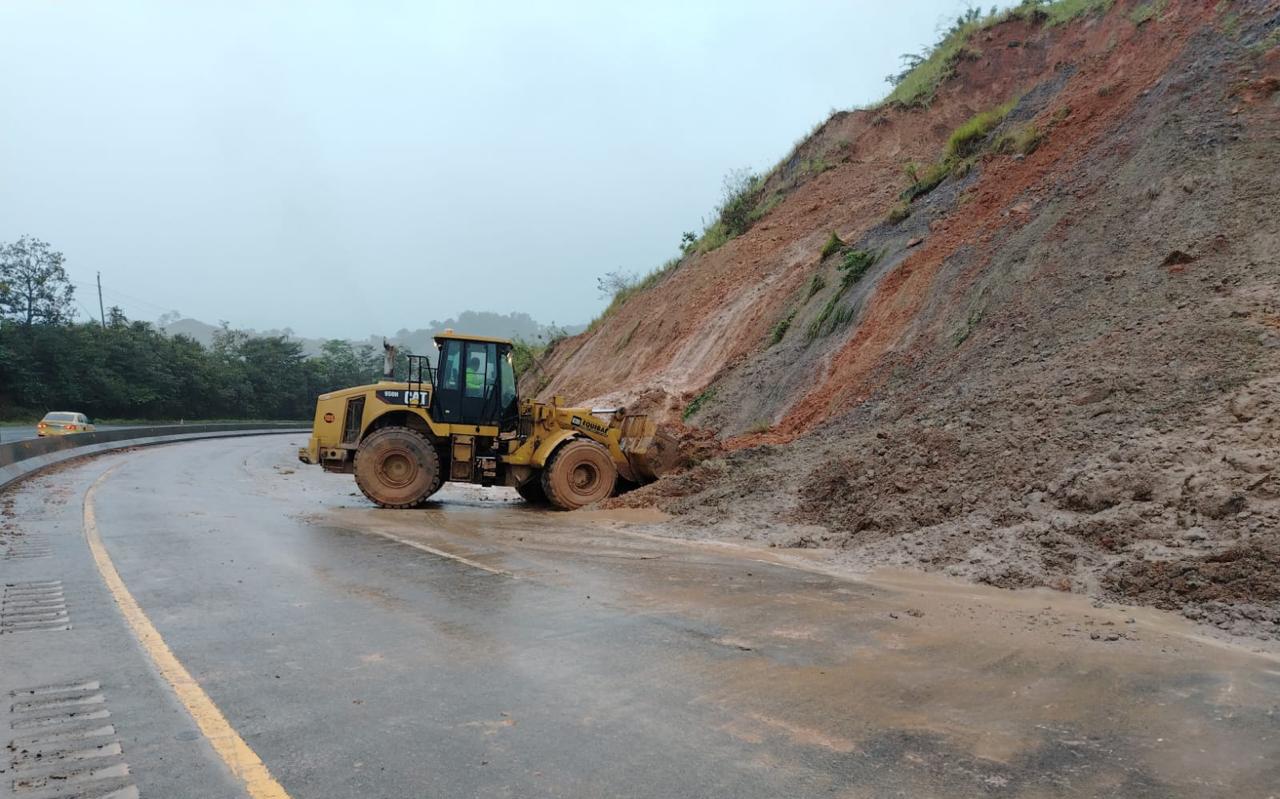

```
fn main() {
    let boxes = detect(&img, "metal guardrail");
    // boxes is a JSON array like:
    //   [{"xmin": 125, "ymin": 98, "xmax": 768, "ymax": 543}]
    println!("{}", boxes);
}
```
[{"xmin": 0, "ymin": 423, "xmax": 309, "ymax": 491}]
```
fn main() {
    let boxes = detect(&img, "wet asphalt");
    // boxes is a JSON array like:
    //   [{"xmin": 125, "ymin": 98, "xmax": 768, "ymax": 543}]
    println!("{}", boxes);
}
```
[{"xmin": 1, "ymin": 435, "xmax": 1277, "ymax": 798}]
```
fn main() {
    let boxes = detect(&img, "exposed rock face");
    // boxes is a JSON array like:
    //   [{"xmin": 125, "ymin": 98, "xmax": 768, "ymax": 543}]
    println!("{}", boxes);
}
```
[{"xmin": 541, "ymin": 1, "xmax": 1280, "ymax": 637}]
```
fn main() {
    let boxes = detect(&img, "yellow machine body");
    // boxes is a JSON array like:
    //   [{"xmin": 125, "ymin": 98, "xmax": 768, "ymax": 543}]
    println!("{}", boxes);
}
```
[{"xmin": 298, "ymin": 331, "xmax": 678, "ymax": 509}]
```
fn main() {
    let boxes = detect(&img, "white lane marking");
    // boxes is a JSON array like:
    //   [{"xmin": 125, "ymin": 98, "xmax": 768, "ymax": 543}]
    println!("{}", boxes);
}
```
[{"xmin": 361, "ymin": 527, "xmax": 512, "ymax": 576}]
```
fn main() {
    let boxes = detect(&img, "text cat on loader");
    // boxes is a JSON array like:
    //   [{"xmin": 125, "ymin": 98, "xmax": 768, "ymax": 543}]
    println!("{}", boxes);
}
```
[{"xmin": 299, "ymin": 331, "xmax": 679, "ymax": 510}]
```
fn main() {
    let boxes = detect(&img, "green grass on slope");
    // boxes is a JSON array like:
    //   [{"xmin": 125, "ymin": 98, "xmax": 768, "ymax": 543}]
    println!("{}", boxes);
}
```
[
  {"xmin": 683, "ymin": 388, "xmax": 717, "ymax": 421},
  {"xmin": 883, "ymin": 21, "xmax": 984, "ymax": 108},
  {"xmin": 587, "ymin": 0, "xmax": 1118, "ymax": 341},
  {"xmin": 1040, "ymin": 0, "xmax": 1115, "ymax": 25},
  {"xmin": 946, "ymin": 99, "xmax": 1019, "ymax": 159},
  {"xmin": 883, "ymin": 0, "xmax": 1114, "ymax": 107}
]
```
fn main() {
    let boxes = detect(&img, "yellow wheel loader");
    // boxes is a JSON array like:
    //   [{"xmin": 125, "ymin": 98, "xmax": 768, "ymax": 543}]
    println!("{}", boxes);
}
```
[{"xmin": 298, "ymin": 331, "xmax": 679, "ymax": 510}]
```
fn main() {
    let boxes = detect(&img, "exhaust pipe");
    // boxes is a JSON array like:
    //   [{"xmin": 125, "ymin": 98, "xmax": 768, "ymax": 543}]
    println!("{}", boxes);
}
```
[{"xmin": 383, "ymin": 340, "xmax": 397, "ymax": 380}]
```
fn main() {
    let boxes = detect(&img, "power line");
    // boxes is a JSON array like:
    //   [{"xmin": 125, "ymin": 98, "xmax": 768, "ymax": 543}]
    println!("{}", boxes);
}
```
[
  {"xmin": 69, "ymin": 279, "xmax": 175, "ymax": 316},
  {"xmin": 75, "ymin": 301, "xmax": 98, "ymax": 322},
  {"xmin": 101, "ymin": 287, "xmax": 173, "ymax": 313}
]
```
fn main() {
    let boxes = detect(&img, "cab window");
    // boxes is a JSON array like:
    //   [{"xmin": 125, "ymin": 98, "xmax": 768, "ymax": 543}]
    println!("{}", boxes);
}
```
[
  {"xmin": 431, "ymin": 339, "xmax": 501, "ymax": 426},
  {"xmin": 439, "ymin": 340, "xmax": 461, "ymax": 390},
  {"xmin": 463, "ymin": 342, "xmax": 492, "ymax": 399},
  {"xmin": 499, "ymin": 351, "xmax": 516, "ymax": 413}
]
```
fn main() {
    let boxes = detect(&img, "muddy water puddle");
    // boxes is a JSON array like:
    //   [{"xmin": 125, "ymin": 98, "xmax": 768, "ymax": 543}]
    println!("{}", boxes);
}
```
[
  {"xmin": 299, "ymin": 485, "xmax": 1280, "ymax": 796},
  {"xmin": 7, "ymin": 433, "xmax": 1268, "ymax": 796}
]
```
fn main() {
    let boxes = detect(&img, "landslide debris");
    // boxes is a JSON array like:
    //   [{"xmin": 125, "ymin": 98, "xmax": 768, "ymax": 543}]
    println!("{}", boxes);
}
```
[{"xmin": 576, "ymin": 0, "xmax": 1280, "ymax": 639}]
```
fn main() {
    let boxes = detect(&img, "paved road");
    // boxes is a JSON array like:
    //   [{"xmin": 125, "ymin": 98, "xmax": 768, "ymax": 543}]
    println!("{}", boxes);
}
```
[{"xmin": 1, "ymin": 436, "xmax": 1277, "ymax": 798}]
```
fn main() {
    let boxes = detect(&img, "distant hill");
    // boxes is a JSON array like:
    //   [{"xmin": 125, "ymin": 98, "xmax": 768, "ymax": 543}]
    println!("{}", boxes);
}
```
[{"xmin": 160, "ymin": 311, "xmax": 584, "ymax": 358}]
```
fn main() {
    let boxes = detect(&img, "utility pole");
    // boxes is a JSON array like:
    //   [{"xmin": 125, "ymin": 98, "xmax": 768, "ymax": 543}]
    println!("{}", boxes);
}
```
[{"xmin": 96, "ymin": 271, "xmax": 106, "ymax": 328}]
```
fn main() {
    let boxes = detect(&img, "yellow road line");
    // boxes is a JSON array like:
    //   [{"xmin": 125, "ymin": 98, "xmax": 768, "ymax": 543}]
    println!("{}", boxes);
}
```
[{"xmin": 84, "ymin": 464, "xmax": 293, "ymax": 799}]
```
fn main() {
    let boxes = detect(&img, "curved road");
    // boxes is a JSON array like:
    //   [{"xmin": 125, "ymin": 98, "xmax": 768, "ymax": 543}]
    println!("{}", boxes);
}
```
[{"xmin": 0, "ymin": 435, "xmax": 1276, "ymax": 798}]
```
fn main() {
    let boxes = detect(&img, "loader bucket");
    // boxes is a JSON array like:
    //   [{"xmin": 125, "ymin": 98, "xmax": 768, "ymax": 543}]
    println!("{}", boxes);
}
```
[{"xmin": 618, "ymin": 414, "xmax": 681, "ymax": 483}]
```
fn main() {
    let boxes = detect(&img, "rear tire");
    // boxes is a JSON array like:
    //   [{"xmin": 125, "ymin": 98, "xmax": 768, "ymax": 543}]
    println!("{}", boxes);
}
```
[
  {"xmin": 541, "ymin": 439, "xmax": 618, "ymax": 510},
  {"xmin": 353, "ymin": 426, "xmax": 442, "ymax": 508},
  {"xmin": 515, "ymin": 479, "xmax": 548, "ymax": 505}
]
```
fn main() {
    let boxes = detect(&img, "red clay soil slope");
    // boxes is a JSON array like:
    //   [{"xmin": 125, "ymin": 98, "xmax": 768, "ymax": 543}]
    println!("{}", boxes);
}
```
[{"xmin": 539, "ymin": 0, "xmax": 1280, "ymax": 638}]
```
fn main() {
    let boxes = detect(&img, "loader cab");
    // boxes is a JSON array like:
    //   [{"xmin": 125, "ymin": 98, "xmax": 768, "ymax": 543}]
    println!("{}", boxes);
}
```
[{"xmin": 430, "ymin": 333, "xmax": 518, "ymax": 429}]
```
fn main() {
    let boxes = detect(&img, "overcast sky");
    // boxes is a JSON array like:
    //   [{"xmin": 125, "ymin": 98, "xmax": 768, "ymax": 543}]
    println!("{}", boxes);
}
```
[{"xmin": 2, "ymin": 1, "xmax": 980, "ymax": 338}]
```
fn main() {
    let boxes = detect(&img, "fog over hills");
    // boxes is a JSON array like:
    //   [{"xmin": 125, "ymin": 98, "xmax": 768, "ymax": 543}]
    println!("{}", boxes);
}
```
[{"xmin": 159, "ymin": 310, "xmax": 584, "ymax": 357}]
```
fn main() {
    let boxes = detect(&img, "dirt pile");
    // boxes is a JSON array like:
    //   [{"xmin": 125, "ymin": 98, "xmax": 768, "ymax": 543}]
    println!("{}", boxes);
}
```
[{"xmin": 547, "ymin": 1, "xmax": 1280, "ymax": 637}]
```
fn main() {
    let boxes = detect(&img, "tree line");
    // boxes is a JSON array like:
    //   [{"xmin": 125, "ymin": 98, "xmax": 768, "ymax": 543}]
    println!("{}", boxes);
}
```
[{"xmin": 0, "ymin": 236, "xmax": 399, "ymax": 421}]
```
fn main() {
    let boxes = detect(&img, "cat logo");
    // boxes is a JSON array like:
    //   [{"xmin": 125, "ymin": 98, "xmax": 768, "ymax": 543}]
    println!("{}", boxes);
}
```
[
  {"xmin": 323, "ymin": 412, "xmax": 335, "ymax": 423},
  {"xmin": 376, "ymin": 389, "xmax": 430, "ymax": 407}
]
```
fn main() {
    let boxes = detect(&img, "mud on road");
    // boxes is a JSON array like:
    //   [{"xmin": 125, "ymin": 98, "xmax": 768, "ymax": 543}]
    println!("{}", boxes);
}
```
[
  {"xmin": 2, "ymin": 435, "xmax": 1278, "ymax": 798},
  {"xmin": 292, "ymin": 450, "xmax": 1280, "ymax": 796}
]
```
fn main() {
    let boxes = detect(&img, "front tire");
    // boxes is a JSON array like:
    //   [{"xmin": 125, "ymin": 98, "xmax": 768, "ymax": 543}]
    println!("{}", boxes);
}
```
[
  {"xmin": 541, "ymin": 439, "xmax": 618, "ymax": 510},
  {"xmin": 353, "ymin": 426, "xmax": 442, "ymax": 508}
]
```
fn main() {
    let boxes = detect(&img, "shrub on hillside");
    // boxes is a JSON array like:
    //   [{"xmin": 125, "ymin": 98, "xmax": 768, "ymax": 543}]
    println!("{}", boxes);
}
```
[
  {"xmin": 769, "ymin": 310, "xmax": 796, "ymax": 347},
  {"xmin": 806, "ymin": 274, "xmax": 827, "ymax": 300},
  {"xmin": 820, "ymin": 232, "xmax": 845, "ymax": 260},
  {"xmin": 806, "ymin": 250, "xmax": 882, "ymax": 341},
  {"xmin": 887, "ymin": 201, "xmax": 912, "ymax": 224},
  {"xmin": 997, "ymin": 124, "xmax": 1044, "ymax": 155},
  {"xmin": 683, "ymin": 388, "xmax": 717, "ymax": 421},
  {"xmin": 946, "ymin": 100, "xmax": 1017, "ymax": 160}
]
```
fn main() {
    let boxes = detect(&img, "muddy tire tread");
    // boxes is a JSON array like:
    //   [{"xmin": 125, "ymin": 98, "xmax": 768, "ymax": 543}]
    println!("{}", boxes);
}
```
[
  {"xmin": 353, "ymin": 425, "xmax": 442, "ymax": 508},
  {"xmin": 541, "ymin": 438, "xmax": 618, "ymax": 511}
]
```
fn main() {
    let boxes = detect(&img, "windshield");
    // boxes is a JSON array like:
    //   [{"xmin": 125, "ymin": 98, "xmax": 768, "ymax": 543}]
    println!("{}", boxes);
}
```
[
  {"xmin": 439, "ymin": 341, "xmax": 461, "ymax": 390},
  {"xmin": 464, "ymin": 342, "xmax": 493, "ymax": 399}
]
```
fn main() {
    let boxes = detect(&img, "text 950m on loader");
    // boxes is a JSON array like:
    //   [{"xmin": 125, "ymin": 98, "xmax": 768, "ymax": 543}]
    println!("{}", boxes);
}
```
[{"xmin": 299, "ymin": 330, "xmax": 679, "ymax": 510}]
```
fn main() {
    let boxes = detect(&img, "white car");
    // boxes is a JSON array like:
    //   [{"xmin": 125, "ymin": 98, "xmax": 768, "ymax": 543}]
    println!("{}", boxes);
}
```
[{"xmin": 36, "ymin": 411, "xmax": 96, "ymax": 436}]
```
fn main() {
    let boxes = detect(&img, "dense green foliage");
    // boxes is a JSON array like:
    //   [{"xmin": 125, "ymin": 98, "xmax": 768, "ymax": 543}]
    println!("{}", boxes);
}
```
[
  {"xmin": 0, "ymin": 236, "xmax": 75, "ymax": 326},
  {"xmin": 0, "ymin": 317, "xmax": 398, "ymax": 421},
  {"xmin": 0, "ymin": 236, "xmax": 423, "ymax": 421}
]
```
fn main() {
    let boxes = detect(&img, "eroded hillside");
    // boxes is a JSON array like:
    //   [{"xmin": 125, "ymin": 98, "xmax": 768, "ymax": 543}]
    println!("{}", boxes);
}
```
[{"xmin": 538, "ymin": 0, "xmax": 1280, "ymax": 637}]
